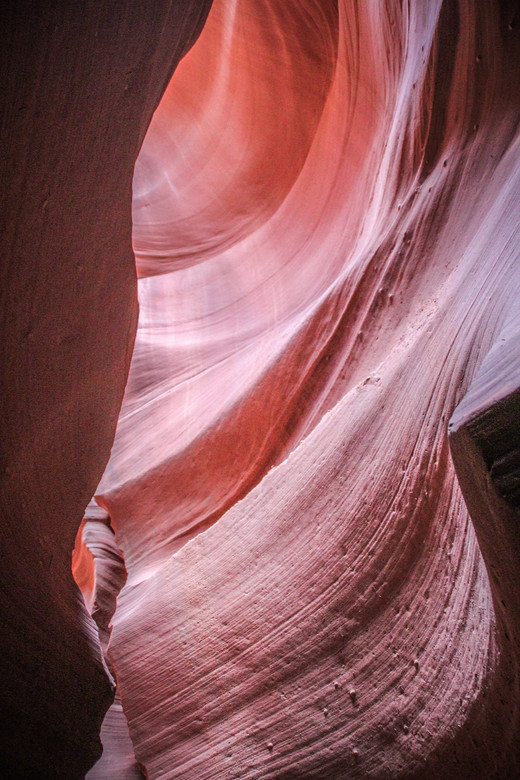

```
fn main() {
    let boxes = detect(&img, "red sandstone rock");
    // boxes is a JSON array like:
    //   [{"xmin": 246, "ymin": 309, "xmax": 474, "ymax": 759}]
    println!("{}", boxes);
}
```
[
  {"xmin": 73, "ymin": 501, "xmax": 127, "ymax": 653},
  {"xmin": 95, "ymin": 0, "xmax": 520, "ymax": 776},
  {"xmin": 73, "ymin": 501, "xmax": 143, "ymax": 777},
  {"xmin": 0, "ymin": 2, "xmax": 211, "ymax": 776},
  {"xmin": 86, "ymin": 695, "xmax": 145, "ymax": 780},
  {"xmin": 2, "ymin": 0, "xmax": 520, "ymax": 777}
]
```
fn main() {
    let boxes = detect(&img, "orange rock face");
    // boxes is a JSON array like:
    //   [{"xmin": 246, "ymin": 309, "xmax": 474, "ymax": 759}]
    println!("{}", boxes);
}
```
[
  {"xmin": 92, "ymin": 0, "xmax": 520, "ymax": 777},
  {"xmin": 2, "ymin": 0, "xmax": 520, "ymax": 777}
]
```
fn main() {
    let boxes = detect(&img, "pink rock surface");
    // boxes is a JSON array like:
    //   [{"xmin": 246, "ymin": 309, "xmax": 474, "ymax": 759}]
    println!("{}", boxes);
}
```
[
  {"xmin": 86, "ymin": 694, "xmax": 145, "ymax": 780},
  {"xmin": 72, "ymin": 501, "xmax": 143, "ymax": 780},
  {"xmin": 73, "ymin": 501, "xmax": 143, "ymax": 778},
  {"xmin": 93, "ymin": 0, "xmax": 520, "ymax": 777},
  {"xmin": 73, "ymin": 501, "xmax": 127, "ymax": 653},
  {"xmin": 2, "ymin": 0, "xmax": 519, "ymax": 777}
]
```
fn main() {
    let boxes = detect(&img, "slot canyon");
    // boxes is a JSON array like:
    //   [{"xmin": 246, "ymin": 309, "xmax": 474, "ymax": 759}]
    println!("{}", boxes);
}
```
[{"xmin": 1, "ymin": 0, "xmax": 519, "ymax": 777}]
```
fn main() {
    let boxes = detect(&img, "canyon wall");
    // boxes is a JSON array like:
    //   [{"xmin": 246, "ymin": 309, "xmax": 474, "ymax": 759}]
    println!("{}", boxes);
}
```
[
  {"xmin": 95, "ymin": 0, "xmax": 519, "ymax": 777},
  {"xmin": 2, "ymin": 0, "xmax": 519, "ymax": 777},
  {"xmin": 0, "ymin": 2, "xmax": 211, "ymax": 776}
]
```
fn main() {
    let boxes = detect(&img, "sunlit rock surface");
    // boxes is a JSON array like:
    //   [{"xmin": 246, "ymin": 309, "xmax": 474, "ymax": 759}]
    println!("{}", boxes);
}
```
[
  {"xmin": 3, "ymin": 0, "xmax": 518, "ymax": 777},
  {"xmin": 91, "ymin": 0, "xmax": 520, "ymax": 777},
  {"xmin": 0, "ymin": 1, "xmax": 211, "ymax": 776}
]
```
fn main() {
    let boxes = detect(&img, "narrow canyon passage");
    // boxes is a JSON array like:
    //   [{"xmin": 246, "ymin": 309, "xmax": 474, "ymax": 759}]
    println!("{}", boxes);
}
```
[
  {"xmin": 77, "ymin": 0, "xmax": 520, "ymax": 777},
  {"xmin": 1, "ymin": 0, "xmax": 519, "ymax": 778},
  {"xmin": 72, "ymin": 502, "xmax": 144, "ymax": 778}
]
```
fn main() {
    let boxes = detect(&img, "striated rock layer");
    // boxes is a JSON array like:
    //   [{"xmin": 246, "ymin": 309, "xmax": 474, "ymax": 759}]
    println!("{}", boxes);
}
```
[
  {"xmin": 73, "ymin": 502, "xmax": 144, "ymax": 778},
  {"xmin": 94, "ymin": 0, "xmax": 520, "ymax": 777},
  {"xmin": 2, "ymin": 0, "xmax": 519, "ymax": 777},
  {"xmin": 0, "ymin": 2, "xmax": 211, "ymax": 776}
]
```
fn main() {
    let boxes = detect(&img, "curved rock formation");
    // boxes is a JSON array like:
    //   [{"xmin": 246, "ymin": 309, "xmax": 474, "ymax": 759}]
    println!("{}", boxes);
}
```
[
  {"xmin": 0, "ymin": 2, "xmax": 211, "ymax": 776},
  {"xmin": 2, "ymin": 0, "xmax": 519, "ymax": 777},
  {"xmin": 90, "ymin": 0, "xmax": 520, "ymax": 777}
]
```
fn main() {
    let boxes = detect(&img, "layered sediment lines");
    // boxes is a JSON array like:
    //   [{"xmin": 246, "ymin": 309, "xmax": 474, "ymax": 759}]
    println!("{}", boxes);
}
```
[
  {"xmin": 93, "ymin": 0, "xmax": 520, "ymax": 780},
  {"xmin": 91, "ymin": 0, "xmax": 519, "ymax": 776}
]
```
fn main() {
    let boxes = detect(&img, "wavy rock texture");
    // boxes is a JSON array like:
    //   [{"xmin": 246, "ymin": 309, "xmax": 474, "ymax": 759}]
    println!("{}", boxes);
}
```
[
  {"xmin": 73, "ymin": 503, "xmax": 144, "ymax": 779},
  {"xmin": 0, "ymin": 2, "xmax": 211, "ymax": 776},
  {"xmin": 93, "ymin": 0, "xmax": 520, "ymax": 776},
  {"xmin": 4, "ymin": 0, "xmax": 516, "ymax": 777}
]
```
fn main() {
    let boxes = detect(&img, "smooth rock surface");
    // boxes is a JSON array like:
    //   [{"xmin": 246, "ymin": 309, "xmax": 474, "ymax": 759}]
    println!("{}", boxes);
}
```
[
  {"xmin": 0, "ymin": 1, "xmax": 211, "ymax": 776},
  {"xmin": 94, "ymin": 0, "xmax": 520, "ymax": 777},
  {"xmin": 3, "ymin": 0, "xmax": 519, "ymax": 777}
]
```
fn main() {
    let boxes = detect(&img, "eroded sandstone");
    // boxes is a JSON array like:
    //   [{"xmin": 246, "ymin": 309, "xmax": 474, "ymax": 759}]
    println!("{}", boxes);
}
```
[
  {"xmin": 94, "ymin": 1, "xmax": 520, "ymax": 777},
  {"xmin": 0, "ymin": 2, "xmax": 211, "ymax": 775}
]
